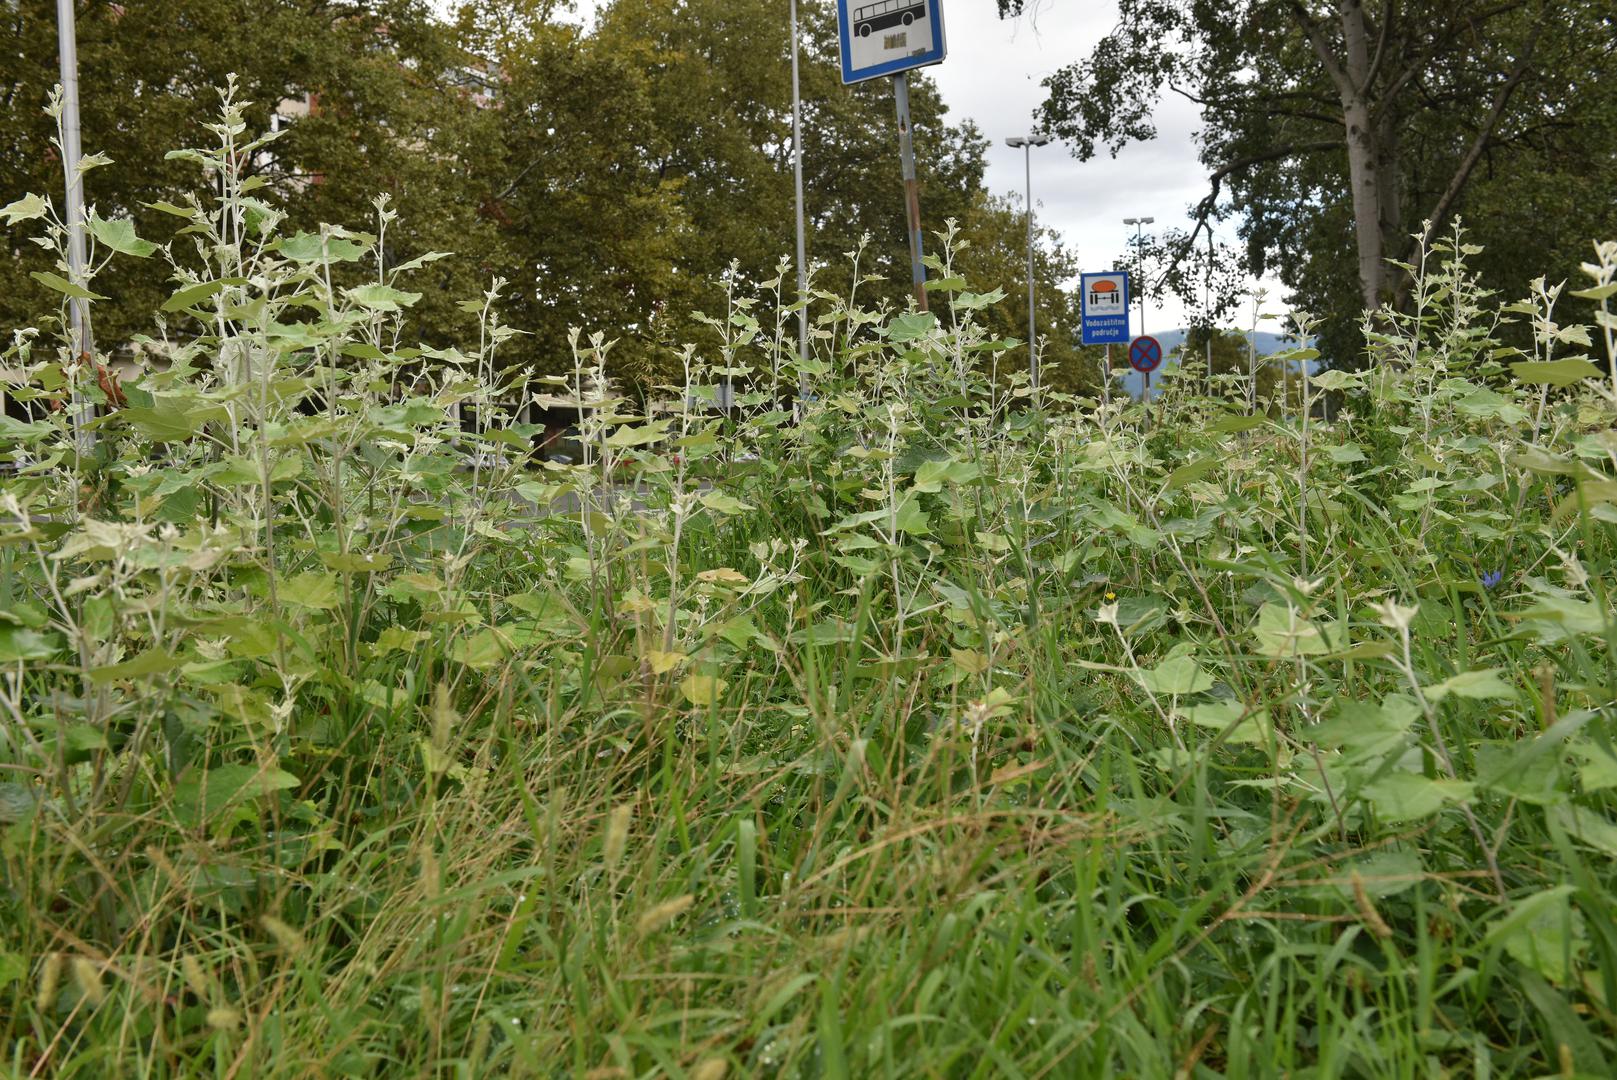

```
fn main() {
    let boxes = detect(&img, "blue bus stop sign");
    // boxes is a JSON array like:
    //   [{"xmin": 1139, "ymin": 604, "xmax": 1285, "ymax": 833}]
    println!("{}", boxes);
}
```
[
  {"xmin": 837, "ymin": 0, "xmax": 947, "ymax": 85},
  {"xmin": 1080, "ymin": 271, "xmax": 1130, "ymax": 345}
]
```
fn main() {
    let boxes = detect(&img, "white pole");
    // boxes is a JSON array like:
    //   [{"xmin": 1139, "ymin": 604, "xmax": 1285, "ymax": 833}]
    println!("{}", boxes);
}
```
[
  {"xmin": 56, "ymin": 0, "xmax": 94, "ymax": 453},
  {"xmin": 1134, "ymin": 219, "xmax": 1147, "ymax": 338},
  {"xmin": 1022, "ymin": 141, "xmax": 1037, "ymax": 392},
  {"xmin": 1205, "ymin": 228, "xmax": 1213, "ymax": 397},
  {"xmin": 791, "ymin": 0, "xmax": 809, "ymax": 393}
]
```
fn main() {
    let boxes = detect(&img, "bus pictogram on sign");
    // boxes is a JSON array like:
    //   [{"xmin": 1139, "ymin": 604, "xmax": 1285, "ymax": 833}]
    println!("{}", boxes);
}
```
[
  {"xmin": 853, "ymin": 0, "xmax": 925, "ymax": 37},
  {"xmin": 836, "ymin": 0, "xmax": 946, "ymax": 84}
]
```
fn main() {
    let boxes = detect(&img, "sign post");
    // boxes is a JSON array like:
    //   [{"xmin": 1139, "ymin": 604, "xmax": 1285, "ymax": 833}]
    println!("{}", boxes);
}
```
[
  {"xmin": 837, "ymin": 0, "xmax": 947, "ymax": 312},
  {"xmin": 1129, "ymin": 334, "xmax": 1162, "ymax": 421},
  {"xmin": 893, "ymin": 72, "xmax": 925, "ymax": 311}
]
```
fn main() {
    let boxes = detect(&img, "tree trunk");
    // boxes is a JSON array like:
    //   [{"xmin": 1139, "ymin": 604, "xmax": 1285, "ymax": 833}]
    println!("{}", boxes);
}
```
[
  {"xmin": 1338, "ymin": 0, "xmax": 1388, "ymax": 312},
  {"xmin": 1342, "ymin": 98, "xmax": 1388, "ymax": 312}
]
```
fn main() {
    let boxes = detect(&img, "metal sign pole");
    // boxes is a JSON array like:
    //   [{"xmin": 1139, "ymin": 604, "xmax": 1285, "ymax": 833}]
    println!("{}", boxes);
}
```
[
  {"xmin": 57, "ymin": 0, "xmax": 94, "ymax": 453},
  {"xmin": 1103, "ymin": 344, "xmax": 1111, "ymax": 407},
  {"xmin": 893, "ymin": 72, "xmax": 927, "ymax": 312},
  {"xmin": 791, "ymin": 0, "xmax": 809, "ymax": 391}
]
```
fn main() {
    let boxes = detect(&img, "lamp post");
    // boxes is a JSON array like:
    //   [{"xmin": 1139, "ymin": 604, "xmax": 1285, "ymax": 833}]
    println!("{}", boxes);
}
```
[
  {"xmin": 1005, "ymin": 133, "xmax": 1051, "ymax": 392},
  {"xmin": 1122, "ymin": 216, "xmax": 1154, "ymax": 337}
]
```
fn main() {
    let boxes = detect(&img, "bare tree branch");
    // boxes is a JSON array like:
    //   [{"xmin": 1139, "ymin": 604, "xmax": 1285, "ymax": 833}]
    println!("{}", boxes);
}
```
[
  {"xmin": 1414, "ymin": 15, "xmax": 1544, "ymax": 250},
  {"xmin": 1287, "ymin": 0, "xmax": 1355, "ymax": 100},
  {"xmin": 1158, "ymin": 139, "xmax": 1342, "ymax": 288}
]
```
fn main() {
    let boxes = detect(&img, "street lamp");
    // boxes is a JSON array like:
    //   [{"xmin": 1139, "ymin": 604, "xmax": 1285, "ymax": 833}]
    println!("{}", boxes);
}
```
[
  {"xmin": 1006, "ymin": 133, "xmax": 1051, "ymax": 392},
  {"xmin": 1122, "ymin": 216, "xmax": 1154, "ymax": 337}
]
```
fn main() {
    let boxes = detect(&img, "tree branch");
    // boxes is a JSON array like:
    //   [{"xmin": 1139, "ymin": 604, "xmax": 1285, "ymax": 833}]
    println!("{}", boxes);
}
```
[
  {"xmin": 1414, "ymin": 15, "xmax": 1543, "ymax": 250},
  {"xmin": 1159, "ymin": 139, "xmax": 1342, "ymax": 286},
  {"xmin": 1287, "ymin": 0, "xmax": 1355, "ymax": 100},
  {"xmin": 1166, "ymin": 82, "xmax": 1344, "ymax": 127},
  {"xmin": 1362, "ymin": 0, "xmax": 1394, "ymax": 92}
]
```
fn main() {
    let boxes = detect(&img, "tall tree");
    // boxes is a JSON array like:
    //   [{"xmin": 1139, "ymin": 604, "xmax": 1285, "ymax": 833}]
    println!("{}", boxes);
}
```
[
  {"xmin": 1001, "ymin": 0, "xmax": 1617, "ymax": 363},
  {"xmin": 0, "ymin": 0, "xmax": 497, "ymax": 348},
  {"xmin": 580, "ymin": 0, "xmax": 993, "ymax": 385}
]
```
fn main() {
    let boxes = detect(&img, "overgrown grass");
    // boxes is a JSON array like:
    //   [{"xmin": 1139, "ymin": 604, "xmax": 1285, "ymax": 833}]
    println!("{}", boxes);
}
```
[{"xmin": 2, "ymin": 92, "xmax": 1617, "ymax": 1078}]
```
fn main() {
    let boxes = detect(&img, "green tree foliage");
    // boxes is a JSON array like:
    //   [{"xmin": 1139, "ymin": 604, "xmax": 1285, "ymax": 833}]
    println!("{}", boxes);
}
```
[
  {"xmin": 2, "ymin": 0, "xmax": 1082, "ymax": 395},
  {"xmin": 0, "ymin": 0, "xmax": 499, "ymax": 346},
  {"xmin": 1171, "ymin": 325, "xmax": 1296, "ymax": 407},
  {"xmin": 948, "ymin": 191, "xmax": 1101, "ymax": 395},
  {"xmin": 456, "ymin": 1, "xmax": 690, "ymax": 385},
  {"xmin": 998, "ymin": 0, "xmax": 1617, "ymax": 367},
  {"xmin": 576, "ymin": 0, "xmax": 996, "ymax": 386}
]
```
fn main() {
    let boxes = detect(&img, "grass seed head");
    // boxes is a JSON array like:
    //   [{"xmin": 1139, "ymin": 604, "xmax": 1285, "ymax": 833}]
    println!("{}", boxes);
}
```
[
  {"xmin": 604, "ymin": 802, "xmax": 633, "ymax": 868},
  {"xmin": 35, "ymin": 952, "xmax": 62, "ymax": 1014},
  {"xmin": 207, "ymin": 1007, "xmax": 242, "ymax": 1032},
  {"xmin": 635, "ymin": 893, "xmax": 694, "ymax": 936},
  {"xmin": 181, "ymin": 954, "xmax": 211, "ymax": 999},
  {"xmin": 70, "ymin": 956, "xmax": 106, "ymax": 1007},
  {"xmin": 261, "ymin": 915, "xmax": 306, "ymax": 956},
  {"xmin": 1351, "ymin": 872, "xmax": 1394, "ymax": 939}
]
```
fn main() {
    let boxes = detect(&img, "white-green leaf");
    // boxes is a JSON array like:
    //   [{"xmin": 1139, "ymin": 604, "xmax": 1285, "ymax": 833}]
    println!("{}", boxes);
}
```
[
  {"xmin": 30, "ymin": 271, "xmax": 106, "ymax": 301},
  {"xmin": 1179, "ymin": 699, "xmax": 1270, "ymax": 744},
  {"xmin": 1163, "ymin": 457, "xmax": 1219, "ymax": 491},
  {"xmin": 1135, "ymin": 654, "xmax": 1216, "ymax": 695},
  {"xmin": 279, "ymin": 231, "xmax": 367, "ymax": 263},
  {"xmin": 1486, "ymin": 886, "xmax": 1586, "ymax": 985},
  {"xmin": 1309, "ymin": 369, "xmax": 1364, "ymax": 391},
  {"xmin": 699, "ymin": 490, "xmax": 753, "ymax": 516},
  {"xmin": 1362, "ymin": 771, "xmax": 1474, "ymax": 822},
  {"xmin": 603, "ymin": 419, "xmax": 671, "ymax": 449},
  {"xmin": 89, "ymin": 214, "xmax": 157, "ymax": 258},
  {"xmin": 1251, "ymin": 603, "xmax": 1333, "ymax": 657},
  {"xmin": 345, "ymin": 284, "xmax": 423, "ymax": 312},
  {"xmin": 0, "ymin": 193, "xmax": 47, "ymax": 225},
  {"xmin": 1427, "ymin": 668, "xmax": 1516, "ymax": 702},
  {"xmin": 279, "ymin": 571, "xmax": 341, "ymax": 610},
  {"xmin": 1511, "ymin": 359, "xmax": 1602, "ymax": 387}
]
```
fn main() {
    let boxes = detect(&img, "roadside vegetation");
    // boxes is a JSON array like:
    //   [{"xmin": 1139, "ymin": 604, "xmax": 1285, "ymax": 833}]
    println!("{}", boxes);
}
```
[{"xmin": 3, "ymin": 98, "xmax": 1617, "ymax": 1078}]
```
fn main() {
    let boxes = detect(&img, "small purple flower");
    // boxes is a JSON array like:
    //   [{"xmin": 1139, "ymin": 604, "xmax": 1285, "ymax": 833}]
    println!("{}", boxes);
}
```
[{"xmin": 1480, "ymin": 569, "xmax": 1503, "ymax": 590}]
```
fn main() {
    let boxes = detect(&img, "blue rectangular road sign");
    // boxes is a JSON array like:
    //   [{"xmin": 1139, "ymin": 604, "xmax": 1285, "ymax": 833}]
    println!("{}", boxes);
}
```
[
  {"xmin": 1080, "ymin": 271, "xmax": 1131, "ymax": 345},
  {"xmin": 837, "ymin": 0, "xmax": 947, "ymax": 85}
]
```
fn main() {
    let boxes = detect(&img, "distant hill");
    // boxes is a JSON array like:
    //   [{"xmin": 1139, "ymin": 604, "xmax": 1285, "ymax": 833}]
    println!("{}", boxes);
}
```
[{"xmin": 1114, "ymin": 330, "xmax": 1300, "ymax": 399}]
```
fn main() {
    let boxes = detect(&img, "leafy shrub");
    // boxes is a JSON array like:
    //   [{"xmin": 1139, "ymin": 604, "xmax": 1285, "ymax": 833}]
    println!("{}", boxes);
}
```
[{"xmin": 2, "ymin": 90, "xmax": 1617, "ymax": 1077}]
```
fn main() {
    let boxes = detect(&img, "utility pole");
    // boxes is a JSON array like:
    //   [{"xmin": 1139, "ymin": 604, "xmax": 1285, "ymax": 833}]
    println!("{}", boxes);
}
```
[
  {"xmin": 1205, "ymin": 228, "xmax": 1214, "ymax": 397},
  {"xmin": 1005, "ymin": 133, "xmax": 1051, "ymax": 391},
  {"xmin": 57, "ymin": 0, "xmax": 95, "ymax": 453}
]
